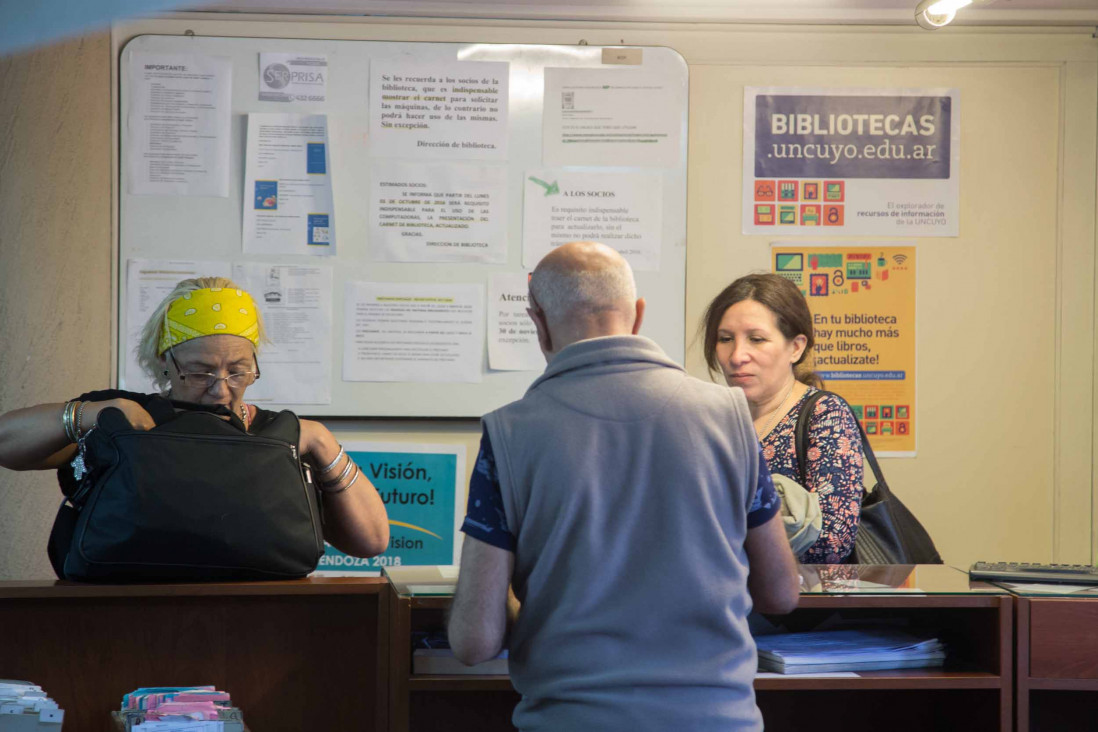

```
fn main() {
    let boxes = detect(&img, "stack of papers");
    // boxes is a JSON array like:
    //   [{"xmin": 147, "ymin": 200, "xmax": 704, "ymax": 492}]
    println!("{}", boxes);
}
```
[
  {"xmin": 755, "ymin": 629, "xmax": 947, "ymax": 674},
  {"xmin": 0, "ymin": 680, "xmax": 64, "ymax": 729}
]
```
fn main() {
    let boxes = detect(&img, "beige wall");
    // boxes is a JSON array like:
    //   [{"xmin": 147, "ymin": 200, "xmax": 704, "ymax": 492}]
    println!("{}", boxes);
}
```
[
  {"xmin": 0, "ymin": 33, "xmax": 113, "ymax": 578},
  {"xmin": 0, "ymin": 17, "xmax": 1095, "ymax": 578}
]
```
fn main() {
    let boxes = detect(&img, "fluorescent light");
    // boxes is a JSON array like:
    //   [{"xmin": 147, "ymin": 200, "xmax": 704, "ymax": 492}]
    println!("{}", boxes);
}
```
[
  {"xmin": 915, "ymin": 0, "xmax": 974, "ymax": 29},
  {"xmin": 926, "ymin": 0, "xmax": 973, "ymax": 14}
]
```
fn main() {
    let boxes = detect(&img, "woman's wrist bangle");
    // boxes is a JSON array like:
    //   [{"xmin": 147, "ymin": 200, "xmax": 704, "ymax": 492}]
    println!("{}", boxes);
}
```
[
  {"xmin": 75, "ymin": 401, "xmax": 88, "ymax": 438},
  {"xmin": 318, "ymin": 455, "xmax": 354, "ymax": 489},
  {"xmin": 318, "ymin": 463, "xmax": 358, "ymax": 495},
  {"xmin": 61, "ymin": 401, "xmax": 80, "ymax": 444},
  {"xmin": 318, "ymin": 445, "xmax": 345, "ymax": 474}
]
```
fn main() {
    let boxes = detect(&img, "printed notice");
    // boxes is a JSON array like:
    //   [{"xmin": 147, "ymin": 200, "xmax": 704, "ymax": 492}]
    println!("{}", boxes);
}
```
[
  {"xmin": 123, "ymin": 259, "xmax": 231, "ymax": 393},
  {"xmin": 744, "ymin": 88, "xmax": 960, "ymax": 236},
  {"xmin": 243, "ymin": 113, "xmax": 335, "ymax": 255},
  {"xmin": 542, "ymin": 67, "xmax": 684, "ymax": 168},
  {"xmin": 772, "ymin": 243, "xmax": 917, "ymax": 456},
  {"xmin": 370, "ymin": 60, "xmax": 508, "ymax": 160},
  {"xmin": 488, "ymin": 273, "xmax": 543, "ymax": 371},
  {"xmin": 523, "ymin": 170, "xmax": 662, "ymax": 271},
  {"xmin": 316, "ymin": 442, "xmax": 465, "ymax": 575},
  {"xmin": 343, "ymin": 282, "xmax": 485, "ymax": 383},
  {"xmin": 370, "ymin": 162, "xmax": 507, "ymax": 263},
  {"xmin": 230, "ymin": 263, "xmax": 333, "ymax": 405},
  {"xmin": 259, "ymin": 52, "xmax": 328, "ymax": 103},
  {"xmin": 126, "ymin": 53, "xmax": 231, "ymax": 196}
]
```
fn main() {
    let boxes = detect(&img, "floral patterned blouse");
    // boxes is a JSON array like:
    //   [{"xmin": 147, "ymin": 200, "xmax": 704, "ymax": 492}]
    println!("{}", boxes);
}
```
[{"xmin": 761, "ymin": 387, "xmax": 863, "ymax": 563}]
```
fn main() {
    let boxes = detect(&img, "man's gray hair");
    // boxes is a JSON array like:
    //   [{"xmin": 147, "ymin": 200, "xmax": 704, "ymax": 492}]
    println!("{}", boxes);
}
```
[{"xmin": 530, "ymin": 249, "xmax": 636, "ymax": 326}]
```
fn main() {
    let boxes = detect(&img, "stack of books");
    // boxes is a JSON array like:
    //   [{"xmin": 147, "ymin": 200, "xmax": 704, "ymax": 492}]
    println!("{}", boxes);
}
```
[
  {"xmin": 754, "ymin": 629, "xmax": 947, "ymax": 674},
  {"xmin": 0, "ymin": 680, "xmax": 64, "ymax": 730}
]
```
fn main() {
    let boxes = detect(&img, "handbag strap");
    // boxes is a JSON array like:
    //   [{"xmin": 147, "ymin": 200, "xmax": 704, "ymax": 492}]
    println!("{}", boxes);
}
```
[{"xmin": 794, "ymin": 389, "xmax": 888, "ymax": 494}]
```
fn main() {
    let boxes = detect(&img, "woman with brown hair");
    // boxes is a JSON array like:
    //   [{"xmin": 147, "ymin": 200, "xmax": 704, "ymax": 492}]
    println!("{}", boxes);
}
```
[{"xmin": 701, "ymin": 273, "xmax": 862, "ymax": 563}]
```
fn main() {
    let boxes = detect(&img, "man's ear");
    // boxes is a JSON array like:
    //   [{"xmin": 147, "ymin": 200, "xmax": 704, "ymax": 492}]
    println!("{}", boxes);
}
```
[
  {"xmin": 526, "ymin": 298, "xmax": 553, "ymax": 356},
  {"xmin": 631, "ymin": 298, "xmax": 646, "ymax": 335}
]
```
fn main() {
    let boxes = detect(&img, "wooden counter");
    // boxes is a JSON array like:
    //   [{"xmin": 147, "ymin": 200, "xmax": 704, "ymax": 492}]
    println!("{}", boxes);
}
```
[{"xmin": 0, "ymin": 578, "xmax": 389, "ymax": 732}]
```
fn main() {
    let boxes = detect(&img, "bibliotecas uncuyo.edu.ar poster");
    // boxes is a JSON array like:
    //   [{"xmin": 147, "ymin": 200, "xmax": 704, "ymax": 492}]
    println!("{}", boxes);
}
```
[
  {"xmin": 744, "ymin": 87, "xmax": 959, "ymax": 237},
  {"xmin": 772, "ymin": 243, "xmax": 916, "ymax": 457},
  {"xmin": 314, "ymin": 442, "xmax": 466, "ymax": 575}
]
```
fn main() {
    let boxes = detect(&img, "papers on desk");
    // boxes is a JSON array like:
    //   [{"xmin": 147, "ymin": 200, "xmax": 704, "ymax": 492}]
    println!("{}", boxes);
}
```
[
  {"xmin": 999, "ymin": 582, "xmax": 1098, "ymax": 595},
  {"xmin": 755, "ymin": 629, "xmax": 946, "ymax": 675},
  {"xmin": 117, "ymin": 686, "xmax": 244, "ymax": 730},
  {"xmin": 412, "ymin": 631, "xmax": 508, "ymax": 675},
  {"xmin": 0, "ymin": 681, "xmax": 63, "ymax": 728}
]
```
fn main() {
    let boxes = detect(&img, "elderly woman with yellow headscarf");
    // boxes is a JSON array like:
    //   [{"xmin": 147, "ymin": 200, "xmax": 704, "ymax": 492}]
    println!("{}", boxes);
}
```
[{"xmin": 0, "ymin": 276, "xmax": 389, "ymax": 559}]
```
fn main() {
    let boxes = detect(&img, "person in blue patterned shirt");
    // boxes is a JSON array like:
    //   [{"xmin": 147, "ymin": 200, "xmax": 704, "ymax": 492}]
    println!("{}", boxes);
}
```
[{"xmin": 702, "ymin": 273, "xmax": 864, "ymax": 564}]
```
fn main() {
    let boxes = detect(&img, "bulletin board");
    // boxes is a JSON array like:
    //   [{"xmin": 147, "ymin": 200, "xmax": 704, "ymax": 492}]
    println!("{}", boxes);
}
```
[{"xmin": 118, "ymin": 33, "xmax": 688, "ymax": 417}]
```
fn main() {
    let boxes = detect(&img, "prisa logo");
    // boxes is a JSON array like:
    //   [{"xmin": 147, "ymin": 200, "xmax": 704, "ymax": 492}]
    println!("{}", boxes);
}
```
[{"xmin": 263, "ymin": 63, "xmax": 291, "ymax": 89}]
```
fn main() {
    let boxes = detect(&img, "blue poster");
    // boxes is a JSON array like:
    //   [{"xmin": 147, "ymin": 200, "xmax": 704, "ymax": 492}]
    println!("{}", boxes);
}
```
[{"xmin": 317, "ymin": 443, "xmax": 464, "ymax": 574}]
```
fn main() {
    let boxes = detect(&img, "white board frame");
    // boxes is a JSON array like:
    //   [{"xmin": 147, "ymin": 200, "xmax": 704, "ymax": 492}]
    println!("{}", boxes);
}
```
[{"xmin": 117, "ymin": 32, "xmax": 688, "ymax": 417}]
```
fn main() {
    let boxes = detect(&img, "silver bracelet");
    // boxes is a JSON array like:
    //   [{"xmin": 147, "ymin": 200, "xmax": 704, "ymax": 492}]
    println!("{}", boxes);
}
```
[
  {"xmin": 319, "ymin": 463, "xmax": 358, "ymax": 495},
  {"xmin": 318, "ymin": 455, "xmax": 354, "ymax": 489},
  {"xmin": 75, "ymin": 401, "xmax": 88, "ymax": 438},
  {"xmin": 318, "ymin": 446, "xmax": 345, "ymax": 475},
  {"xmin": 61, "ymin": 401, "xmax": 79, "ymax": 444}
]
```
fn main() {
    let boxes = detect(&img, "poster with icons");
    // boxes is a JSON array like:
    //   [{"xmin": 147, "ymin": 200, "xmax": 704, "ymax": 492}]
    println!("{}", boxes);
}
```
[
  {"xmin": 745, "ymin": 87, "xmax": 959, "ymax": 236},
  {"xmin": 772, "ymin": 243, "xmax": 917, "ymax": 456}
]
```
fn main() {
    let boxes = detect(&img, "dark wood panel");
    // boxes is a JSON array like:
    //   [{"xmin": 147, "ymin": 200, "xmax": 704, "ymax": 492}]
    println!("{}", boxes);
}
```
[
  {"xmin": 1027, "ymin": 689, "xmax": 1098, "ymax": 732},
  {"xmin": 1028, "ymin": 599, "xmax": 1098, "ymax": 679},
  {"xmin": 0, "ymin": 592, "xmax": 384, "ymax": 732},
  {"xmin": 755, "ymin": 670, "xmax": 1001, "ymax": 691},
  {"xmin": 0, "ymin": 577, "xmax": 387, "ymax": 599},
  {"xmin": 757, "ymin": 689, "xmax": 1002, "ymax": 732},
  {"xmin": 409, "ymin": 690, "xmax": 518, "ymax": 732}
]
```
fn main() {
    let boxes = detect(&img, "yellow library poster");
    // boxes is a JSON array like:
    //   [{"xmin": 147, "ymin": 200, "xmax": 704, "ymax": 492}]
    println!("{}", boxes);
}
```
[{"xmin": 772, "ymin": 243, "xmax": 916, "ymax": 456}]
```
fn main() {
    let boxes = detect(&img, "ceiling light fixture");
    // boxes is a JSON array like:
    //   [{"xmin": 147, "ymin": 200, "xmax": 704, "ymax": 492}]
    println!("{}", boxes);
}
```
[{"xmin": 915, "ymin": 0, "xmax": 974, "ymax": 30}]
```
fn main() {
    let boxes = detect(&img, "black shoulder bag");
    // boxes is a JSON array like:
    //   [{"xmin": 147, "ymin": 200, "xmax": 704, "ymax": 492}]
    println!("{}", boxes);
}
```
[
  {"xmin": 795, "ymin": 390, "xmax": 942, "ymax": 565},
  {"xmin": 47, "ymin": 397, "xmax": 325, "ymax": 582}
]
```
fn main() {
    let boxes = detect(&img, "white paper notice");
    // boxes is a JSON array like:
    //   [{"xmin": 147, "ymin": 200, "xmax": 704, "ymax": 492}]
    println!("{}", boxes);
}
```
[
  {"xmin": 370, "ymin": 61, "xmax": 508, "ymax": 160},
  {"xmin": 343, "ymin": 282, "xmax": 485, "ymax": 383},
  {"xmin": 542, "ymin": 67, "xmax": 684, "ymax": 169},
  {"xmin": 487, "ymin": 273, "xmax": 544, "ymax": 371},
  {"xmin": 259, "ymin": 52, "xmax": 328, "ymax": 103},
  {"xmin": 523, "ymin": 170, "xmax": 662, "ymax": 271},
  {"xmin": 370, "ymin": 162, "xmax": 507, "ymax": 263},
  {"xmin": 243, "ymin": 113, "xmax": 335, "ymax": 255},
  {"xmin": 126, "ymin": 53, "xmax": 231, "ymax": 196},
  {"xmin": 231, "ymin": 263, "xmax": 333, "ymax": 405},
  {"xmin": 123, "ymin": 259, "xmax": 232, "ymax": 393}
]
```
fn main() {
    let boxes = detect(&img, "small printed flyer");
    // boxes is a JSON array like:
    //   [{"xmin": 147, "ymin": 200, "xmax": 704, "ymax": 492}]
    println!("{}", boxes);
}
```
[
  {"xmin": 315, "ymin": 442, "xmax": 465, "ymax": 575},
  {"xmin": 771, "ymin": 243, "xmax": 917, "ymax": 456},
  {"xmin": 745, "ymin": 88, "xmax": 960, "ymax": 237}
]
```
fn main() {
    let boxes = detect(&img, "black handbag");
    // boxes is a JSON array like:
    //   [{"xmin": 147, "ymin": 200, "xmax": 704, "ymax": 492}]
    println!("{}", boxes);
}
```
[
  {"xmin": 47, "ymin": 396, "xmax": 325, "ymax": 582},
  {"xmin": 795, "ymin": 390, "xmax": 942, "ymax": 565}
]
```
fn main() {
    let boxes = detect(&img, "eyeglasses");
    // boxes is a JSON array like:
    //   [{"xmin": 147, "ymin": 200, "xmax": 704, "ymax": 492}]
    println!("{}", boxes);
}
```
[{"xmin": 168, "ymin": 349, "xmax": 261, "ymax": 390}]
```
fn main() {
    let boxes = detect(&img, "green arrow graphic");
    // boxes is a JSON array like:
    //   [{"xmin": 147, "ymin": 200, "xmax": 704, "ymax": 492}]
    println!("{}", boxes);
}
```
[{"xmin": 528, "ymin": 176, "xmax": 560, "ymax": 196}]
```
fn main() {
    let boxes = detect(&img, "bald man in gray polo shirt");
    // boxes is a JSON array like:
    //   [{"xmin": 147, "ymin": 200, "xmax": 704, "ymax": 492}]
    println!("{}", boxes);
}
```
[{"xmin": 449, "ymin": 241, "xmax": 799, "ymax": 732}]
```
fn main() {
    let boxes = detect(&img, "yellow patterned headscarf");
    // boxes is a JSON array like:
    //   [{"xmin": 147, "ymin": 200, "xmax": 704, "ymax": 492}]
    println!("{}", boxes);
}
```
[{"xmin": 158, "ymin": 287, "xmax": 261, "ymax": 355}]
